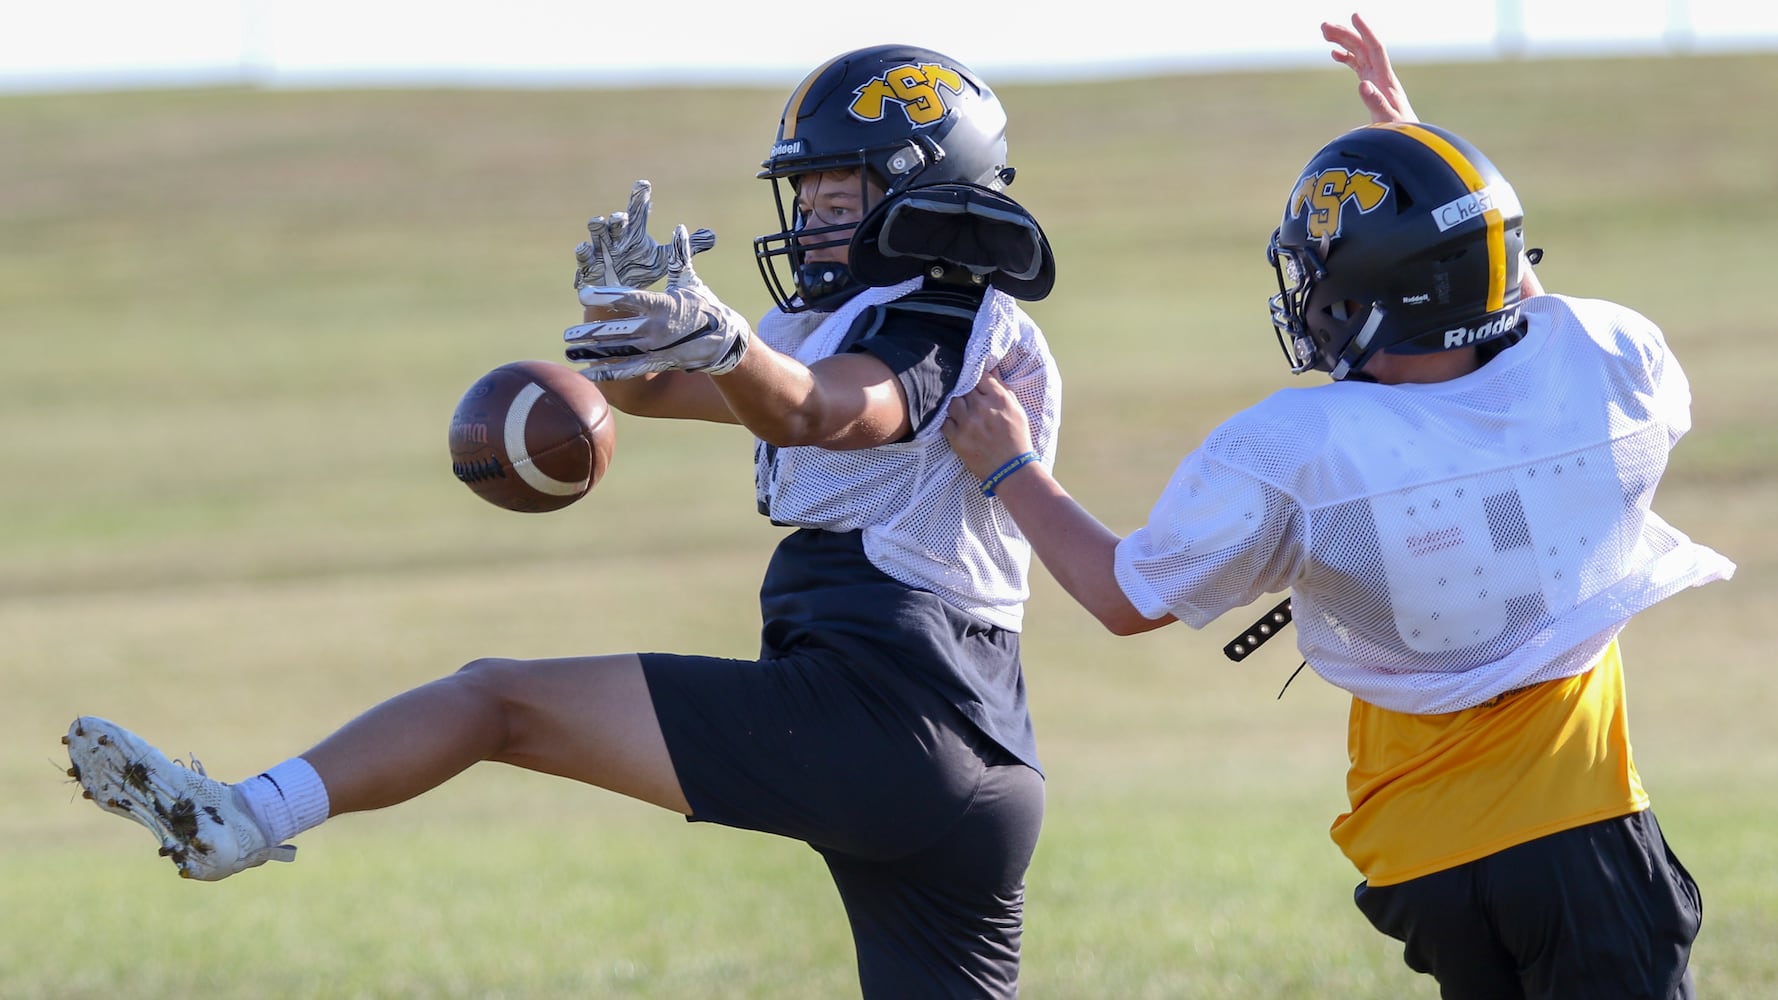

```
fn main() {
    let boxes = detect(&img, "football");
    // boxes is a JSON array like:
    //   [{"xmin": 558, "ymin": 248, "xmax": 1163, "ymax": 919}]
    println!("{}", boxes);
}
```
[{"xmin": 448, "ymin": 360, "xmax": 616, "ymax": 513}]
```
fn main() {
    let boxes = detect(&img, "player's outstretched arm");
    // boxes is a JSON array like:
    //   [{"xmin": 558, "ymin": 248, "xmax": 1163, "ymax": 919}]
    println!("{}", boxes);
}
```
[
  {"xmin": 944, "ymin": 374, "xmax": 1173, "ymax": 636},
  {"xmin": 1323, "ymin": 13, "xmax": 1418, "ymax": 124},
  {"xmin": 568, "ymin": 227, "xmax": 911, "ymax": 448}
]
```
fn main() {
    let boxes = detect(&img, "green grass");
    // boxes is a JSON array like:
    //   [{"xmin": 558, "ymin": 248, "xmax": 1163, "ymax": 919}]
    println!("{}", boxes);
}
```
[{"xmin": 4, "ymin": 51, "xmax": 1776, "ymax": 997}]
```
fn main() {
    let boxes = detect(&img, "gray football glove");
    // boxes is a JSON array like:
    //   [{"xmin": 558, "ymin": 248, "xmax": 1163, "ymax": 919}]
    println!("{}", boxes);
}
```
[
  {"xmin": 564, "ymin": 225, "xmax": 751, "ymax": 380},
  {"xmin": 572, "ymin": 179, "xmax": 716, "ymax": 290}
]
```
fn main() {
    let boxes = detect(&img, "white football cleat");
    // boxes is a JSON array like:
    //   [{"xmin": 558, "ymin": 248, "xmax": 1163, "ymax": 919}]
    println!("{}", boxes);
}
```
[{"xmin": 64, "ymin": 716, "xmax": 296, "ymax": 881}]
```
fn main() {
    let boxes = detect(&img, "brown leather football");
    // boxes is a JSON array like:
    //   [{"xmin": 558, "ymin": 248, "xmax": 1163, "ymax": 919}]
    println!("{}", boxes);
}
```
[{"xmin": 448, "ymin": 360, "xmax": 616, "ymax": 513}]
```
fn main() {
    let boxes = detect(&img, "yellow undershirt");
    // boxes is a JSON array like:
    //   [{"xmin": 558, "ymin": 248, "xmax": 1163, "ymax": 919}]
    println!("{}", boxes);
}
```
[{"xmin": 1331, "ymin": 641, "xmax": 1646, "ymax": 887}]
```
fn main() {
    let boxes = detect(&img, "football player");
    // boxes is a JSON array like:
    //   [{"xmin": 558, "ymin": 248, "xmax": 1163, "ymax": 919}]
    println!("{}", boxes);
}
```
[
  {"xmin": 68, "ymin": 45, "xmax": 1058, "ymax": 1000},
  {"xmin": 938, "ymin": 15, "xmax": 1730, "ymax": 999}
]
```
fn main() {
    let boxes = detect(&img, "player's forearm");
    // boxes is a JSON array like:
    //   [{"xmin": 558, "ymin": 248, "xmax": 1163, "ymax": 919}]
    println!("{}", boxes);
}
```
[
  {"xmin": 990, "ymin": 467, "xmax": 1173, "ymax": 635},
  {"xmin": 596, "ymin": 371, "xmax": 737, "ymax": 424},
  {"xmin": 708, "ymin": 335, "xmax": 816, "ymax": 442},
  {"xmin": 712, "ymin": 339, "xmax": 905, "ymax": 449},
  {"xmin": 595, "ymin": 372, "xmax": 675, "ymax": 415}
]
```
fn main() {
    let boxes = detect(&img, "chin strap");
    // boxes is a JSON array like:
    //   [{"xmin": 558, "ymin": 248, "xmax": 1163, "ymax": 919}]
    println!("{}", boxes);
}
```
[
  {"xmin": 793, "ymin": 261, "xmax": 861, "ymax": 311},
  {"xmin": 1330, "ymin": 306, "xmax": 1387, "ymax": 381}
]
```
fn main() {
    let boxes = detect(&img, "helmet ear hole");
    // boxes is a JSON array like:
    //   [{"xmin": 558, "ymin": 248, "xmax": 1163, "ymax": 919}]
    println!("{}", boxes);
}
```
[{"xmin": 882, "ymin": 141, "xmax": 928, "ymax": 186}]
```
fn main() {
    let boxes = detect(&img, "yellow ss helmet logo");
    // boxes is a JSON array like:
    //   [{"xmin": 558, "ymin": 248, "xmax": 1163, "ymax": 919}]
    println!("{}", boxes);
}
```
[
  {"xmin": 849, "ymin": 63, "xmax": 968, "ymax": 126},
  {"xmin": 1290, "ymin": 168, "xmax": 1390, "ymax": 241}
]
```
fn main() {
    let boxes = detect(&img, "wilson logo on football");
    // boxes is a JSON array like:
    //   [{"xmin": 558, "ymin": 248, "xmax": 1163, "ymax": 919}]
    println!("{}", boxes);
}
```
[
  {"xmin": 1289, "ymin": 168, "xmax": 1389, "ymax": 241},
  {"xmin": 848, "ymin": 63, "xmax": 967, "ymax": 126}
]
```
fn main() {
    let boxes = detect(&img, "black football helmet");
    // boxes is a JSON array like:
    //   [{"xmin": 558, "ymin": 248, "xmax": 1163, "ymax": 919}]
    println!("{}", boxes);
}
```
[
  {"xmin": 1266, "ymin": 122, "xmax": 1528, "ymax": 380},
  {"xmin": 754, "ymin": 44, "xmax": 1015, "ymax": 312}
]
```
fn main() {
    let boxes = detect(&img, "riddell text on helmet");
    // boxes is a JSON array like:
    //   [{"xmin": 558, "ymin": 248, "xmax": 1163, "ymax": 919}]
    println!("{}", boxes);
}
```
[{"xmin": 1443, "ymin": 307, "xmax": 1522, "ymax": 349}]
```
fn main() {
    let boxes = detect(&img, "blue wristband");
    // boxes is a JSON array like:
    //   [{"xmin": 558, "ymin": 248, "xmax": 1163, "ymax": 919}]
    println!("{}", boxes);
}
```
[{"xmin": 981, "ymin": 451, "xmax": 1041, "ymax": 498}]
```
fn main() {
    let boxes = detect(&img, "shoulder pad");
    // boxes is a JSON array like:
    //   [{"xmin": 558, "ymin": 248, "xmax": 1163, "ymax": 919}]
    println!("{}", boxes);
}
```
[
  {"xmin": 849, "ymin": 183, "xmax": 1056, "ymax": 301},
  {"xmin": 835, "ymin": 291, "xmax": 979, "ymax": 353}
]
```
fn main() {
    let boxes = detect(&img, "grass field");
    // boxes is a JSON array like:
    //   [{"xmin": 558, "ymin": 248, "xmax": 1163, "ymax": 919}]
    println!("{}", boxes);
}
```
[{"xmin": 3, "ymin": 48, "xmax": 1775, "ymax": 998}]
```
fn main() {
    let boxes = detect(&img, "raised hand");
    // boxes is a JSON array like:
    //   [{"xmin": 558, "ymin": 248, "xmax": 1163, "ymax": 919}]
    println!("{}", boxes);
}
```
[
  {"xmin": 564, "ymin": 225, "xmax": 751, "ymax": 381},
  {"xmin": 572, "ymin": 179, "xmax": 717, "ymax": 290},
  {"xmin": 1322, "ymin": 13, "xmax": 1418, "ymax": 124}
]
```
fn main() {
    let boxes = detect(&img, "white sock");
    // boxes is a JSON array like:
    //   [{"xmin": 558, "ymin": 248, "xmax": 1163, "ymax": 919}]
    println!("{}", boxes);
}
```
[{"xmin": 234, "ymin": 757, "xmax": 332, "ymax": 845}]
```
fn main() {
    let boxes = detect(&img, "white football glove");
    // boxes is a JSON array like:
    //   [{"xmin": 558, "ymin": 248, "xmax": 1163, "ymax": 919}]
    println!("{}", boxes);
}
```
[
  {"xmin": 572, "ymin": 179, "xmax": 716, "ymax": 290},
  {"xmin": 564, "ymin": 225, "xmax": 752, "ymax": 380}
]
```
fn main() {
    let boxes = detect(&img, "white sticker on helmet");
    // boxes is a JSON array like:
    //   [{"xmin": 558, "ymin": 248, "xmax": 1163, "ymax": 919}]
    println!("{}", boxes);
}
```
[{"xmin": 1431, "ymin": 182, "xmax": 1522, "ymax": 233}]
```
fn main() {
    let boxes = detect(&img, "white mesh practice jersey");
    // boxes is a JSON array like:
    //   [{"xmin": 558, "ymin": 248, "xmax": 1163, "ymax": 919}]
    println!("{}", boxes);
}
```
[
  {"xmin": 1115, "ymin": 294, "xmax": 1734, "ymax": 713},
  {"xmin": 753, "ymin": 279, "xmax": 1061, "ymax": 631}
]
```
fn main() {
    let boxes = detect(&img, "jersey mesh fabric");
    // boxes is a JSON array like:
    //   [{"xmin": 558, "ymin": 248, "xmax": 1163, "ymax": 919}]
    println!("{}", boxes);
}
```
[
  {"xmin": 754, "ymin": 279, "xmax": 1062, "ymax": 631},
  {"xmin": 1115, "ymin": 294, "xmax": 1734, "ymax": 713}
]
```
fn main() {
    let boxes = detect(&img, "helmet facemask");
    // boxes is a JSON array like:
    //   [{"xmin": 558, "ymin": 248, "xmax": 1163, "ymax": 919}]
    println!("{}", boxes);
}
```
[
  {"xmin": 1266, "ymin": 229, "xmax": 1326, "ymax": 374},
  {"xmin": 1269, "ymin": 230, "xmax": 1394, "ymax": 380},
  {"xmin": 756, "ymin": 145, "xmax": 925, "ymax": 313}
]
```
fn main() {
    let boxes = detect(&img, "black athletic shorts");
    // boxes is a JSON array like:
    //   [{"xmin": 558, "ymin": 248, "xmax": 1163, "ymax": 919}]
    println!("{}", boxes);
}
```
[
  {"xmin": 640, "ymin": 646, "xmax": 1044, "ymax": 999},
  {"xmin": 1354, "ymin": 809, "xmax": 1701, "ymax": 1000}
]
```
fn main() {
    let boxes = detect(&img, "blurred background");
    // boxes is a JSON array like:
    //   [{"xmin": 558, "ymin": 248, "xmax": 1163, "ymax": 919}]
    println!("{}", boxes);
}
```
[
  {"xmin": 4, "ymin": 4, "xmax": 1775, "ymax": 998},
  {"xmin": 6, "ymin": 0, "xmax": 1778, "ymax": 92}
]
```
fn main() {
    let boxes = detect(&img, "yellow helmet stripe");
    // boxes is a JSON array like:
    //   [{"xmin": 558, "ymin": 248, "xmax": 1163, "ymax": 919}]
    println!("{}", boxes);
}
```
[
  {"xmin": 1373, "ymin": 122, "xmax": 1507, "ymax": 312},
  {"xmin": 780, "ymin": 53, "xmax": 850, "ymax": 141}
]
